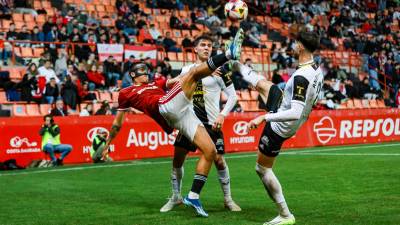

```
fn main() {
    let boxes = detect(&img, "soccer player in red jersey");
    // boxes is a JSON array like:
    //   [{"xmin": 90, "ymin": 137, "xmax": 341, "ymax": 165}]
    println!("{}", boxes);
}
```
[{"xmin": 102, "ymin": 29, "xmax": 244, "ymax": 217}]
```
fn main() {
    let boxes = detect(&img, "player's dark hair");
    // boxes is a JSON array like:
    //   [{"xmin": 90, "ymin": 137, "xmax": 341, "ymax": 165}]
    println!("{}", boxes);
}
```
[
  {"xmin": 296, "ymin": 30, "xmax": 320, "ymax": 53},
  {"xmin": 193, "ymin": 34, "xmax": 213, "ymax": 47}
]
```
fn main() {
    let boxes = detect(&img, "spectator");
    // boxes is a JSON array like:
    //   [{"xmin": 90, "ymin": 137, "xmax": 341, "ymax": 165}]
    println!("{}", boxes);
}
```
[
  {"xmin": 148, "ymin": 23, "xmax": 161, "ymax": 41},
  {"xmin": 79, "ymin": 103, "xmax": 94, "ymax": 117},
  {"xmin": 50, "ymin": 99, "xmax": 68, "ymax": 116},
  {"xmin": 39, "ymin": 114, "xmax": 72, "ymax": 166},
  {"xmin": 44, "ymin": 77, "xmax": 59, "ymax": 104},
  {"xmin": 87, "ymin": 65, "xmax": 105, "ymax": 89},
  {"xmin": 38, "ymin": 60, "xmax": 60, "ymax": 84},
  {"xmin": 103, "ymin": 56, "xmax": 121, "ymax": 88},
  {"xmin": 55, "ymin": 51, "xmax": 68, "ymax": 81},
  {"xmin": 62, "ymin": 75, "xmax": 79, "ymax": 110},
  {"xmin": 137, "ymin": 24, "xmax": 154, "ymax": 44},
  {"xmin": 162, "ymin": 31, "xmax": 181, "ymax": 52},
  {"xmin": 95, "ymin": 100, "xmax": 111, "ymax": 115},
  {"xmin": 19, "ymin": 63, "xmax": 38, "ymax": 102},
  {"xmin": 368, "ymin": 52, "xmax": 381, "ymax": 91},
  {"xmin": 181, "ymin": 34, "xmax": 193, "ymax": 50}
]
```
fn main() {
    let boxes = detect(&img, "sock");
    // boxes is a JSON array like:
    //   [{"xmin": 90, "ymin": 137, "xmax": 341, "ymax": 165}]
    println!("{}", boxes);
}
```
[
  {"xmin": 207, "ymin": 53, "xmax": 229, "ymax": 70},
  {"xmin": 217, "ymin": 167, "xmax": 232, "ymax": 202},
  {"xmin": 171, "ymin": 167, "xmax": 184, "ymax": 196},
  {"xmin": 234, "ymin": 62, "xmax": 266, "ymax": 87},
  {"xmin": 188, "ymin": 174, "xmax": 207, "ymax": 199},
  {"xmin": 255, "ymin": 163, "xmax": 291, "ymax": 217}
]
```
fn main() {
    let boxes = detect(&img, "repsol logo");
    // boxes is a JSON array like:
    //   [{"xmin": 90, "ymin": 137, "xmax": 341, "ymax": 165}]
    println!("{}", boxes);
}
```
[{"xmin": 340, "ymin": 118, "xmax": 400, "ymax": 138}]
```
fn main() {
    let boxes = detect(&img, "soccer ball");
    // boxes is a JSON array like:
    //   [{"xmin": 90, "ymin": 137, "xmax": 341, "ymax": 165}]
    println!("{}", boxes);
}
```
[{"xmin": 224, "ymin": 0, "xmax": 248, "ymax": 21}]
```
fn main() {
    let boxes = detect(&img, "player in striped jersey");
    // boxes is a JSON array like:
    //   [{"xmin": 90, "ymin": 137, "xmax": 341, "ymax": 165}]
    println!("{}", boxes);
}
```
[{"xmin": 160, "ymin": 35, "xmax": 241, "ymax": 213}]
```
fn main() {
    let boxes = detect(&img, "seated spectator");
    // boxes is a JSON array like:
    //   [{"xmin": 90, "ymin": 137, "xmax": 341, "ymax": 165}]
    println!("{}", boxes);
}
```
[
  {"xmin": 19, "ymin": 63, "xmax": 38, "ymax": 102},
  {"xmin": 55, "ymin": 51, "xmax": 68, "ymax": 81},
  {"xmin": 77, "ymin": 81, "xmax": 97, "ymax": 101},
  {"xmin": 181, "ymin": 34, "xmax": 193, "ymax": 50},
  {"xmin": 0, "ymin": 32, "xmax": 11, "ymax": 65},
  {"xmin": 79, "ymin": 103, "xmax": 94, "ymax": 117},
  {"xmin": 95, "ymin": 100, "xmax": 111, "ymax": 115},
  {"xmin": 50, "ymin": 99, "xmax": 68, "ymax": 116},
  {"xmin": 44, "ymin": 78, "xmax": 59, "ymax": 104},
  {"xmin": 137, "ymin": 24, "xmax": 154, "ymax": 44},
  {"xmin": 38, "ymin": 60, "xmax": 60, "ymax": 84},
  {"xmin": 162, "ymin": 31, "xmax": 181, "ymax": 52},
  {"xmin": 103, "ymin": 56, "xmax": 121, "ymax": 88},
  {"xmin": 39, "ymin": 114, "xmax": 72, "ymax": 166},
  {"xmin": 30, "ymin": 26, "xmax": 45, "ymax": 47},
  {"xmin": 17, "ymin": 25, "xmax": 31, "ymax": 43},
  {"xmin": 149, "ymin": 23, "xmax": 161, "ymax": 41},
  {"xmin": 87, "ymin": 65, "xmax": 105, "ymax": 89}
]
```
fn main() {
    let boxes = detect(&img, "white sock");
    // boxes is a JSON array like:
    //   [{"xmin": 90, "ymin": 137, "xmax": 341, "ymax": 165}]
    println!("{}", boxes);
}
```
[
  {"xmin": 255, "ymin": 163, "xmax": 291, "ymax": 217},
  {"xmin": 233, "ymin": 61, "xmax": 265, "ymax": 87},
  {"xmin": 171, "ymin": 167, "xmax": 184, "ymax": 197},
  {"xmin": 217, "ymin": 167, "xmax": 232, "ymax": 202},
  {"xmin": 188, "ymin": 191, "xmax": 199, "ymax": 199}
]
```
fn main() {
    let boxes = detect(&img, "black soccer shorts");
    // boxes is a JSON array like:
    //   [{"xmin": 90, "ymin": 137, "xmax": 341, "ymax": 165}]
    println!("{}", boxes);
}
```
[
  {"xmin": 258, "ymin": 122, "xmax": 288, "ymax": 157},
  {"xmin": 174, "ymin": 124, "xmax": 225, "ymax": 154}
]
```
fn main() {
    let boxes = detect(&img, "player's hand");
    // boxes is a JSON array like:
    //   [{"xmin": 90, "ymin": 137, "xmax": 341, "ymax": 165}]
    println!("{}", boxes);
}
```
[
  {"xmin": 212, "ymin": 114, "xmax": 225, "ymax": 131},
  {"xmin": 247, "ymin": 115, "xmax": 265, "ymax": 132},
  {"xmin": 211, "ymin": 68, "xmax": 222, "ymax": 77}
]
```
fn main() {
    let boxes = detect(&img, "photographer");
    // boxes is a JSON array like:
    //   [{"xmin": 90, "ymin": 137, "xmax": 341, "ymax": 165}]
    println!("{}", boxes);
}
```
[{"xmin": 39, "ymin": 115, "xmax": 72, "ymax": 166}]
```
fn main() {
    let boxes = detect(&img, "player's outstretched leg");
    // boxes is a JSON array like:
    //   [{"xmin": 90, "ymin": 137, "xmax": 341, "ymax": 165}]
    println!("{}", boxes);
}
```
[
  {"xmin": 255, "ymin": 152, "xmax": 295, "ymax": 225},
  {"xmin": 231, "ymin": 61, "xmax": 283, "ymax": 112},
  {"xmin": 160, "ymin": 147, "xmax": 188, "ymax": 212},
  {"xmin": 214, "ymin": 155, "xmax": 241, "ymax": 211},
  {"xmin": 182, "ymin": 125, "xmax": 217, "ymax": 217},
  {"xmin": 179, "ymin": 29, "xmax": 244, "ymax": 100}
]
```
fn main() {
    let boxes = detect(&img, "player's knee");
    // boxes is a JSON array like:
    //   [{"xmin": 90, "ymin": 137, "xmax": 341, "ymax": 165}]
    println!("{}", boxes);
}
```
[
  {"xmin": 266, "ymin": 85, "xmax": 283, "ymax": 113},
  {"xmin": 255, "ymin": 163, "xmax": 267, "ymax": 176},
  {"xmin": 214, "ymin": 155, "xmax": 225, "ymax": 170},
  {"xmin": 203, "ymin": 146, "xmax": 217, "ymax": 162}
]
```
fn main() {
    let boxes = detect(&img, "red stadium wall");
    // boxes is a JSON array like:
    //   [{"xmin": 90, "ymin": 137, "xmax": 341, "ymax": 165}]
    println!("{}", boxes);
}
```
[{"xmin": 1, "ymin": 109, "xmax": 399, "ymax": 167}]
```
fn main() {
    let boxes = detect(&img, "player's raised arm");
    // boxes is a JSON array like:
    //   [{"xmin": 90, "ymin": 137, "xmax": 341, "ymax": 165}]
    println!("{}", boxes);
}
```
[{"xmin": 102, "ymin": 110, "xmax": 125, "ymax": 157}]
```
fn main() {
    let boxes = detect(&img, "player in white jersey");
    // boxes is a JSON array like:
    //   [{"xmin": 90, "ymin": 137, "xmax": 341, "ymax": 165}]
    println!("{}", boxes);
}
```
[
  {"xmin": 246, "ymin": 30, "xmax": 323, "ymax": 225},
  {"xmin": 160, "ymin": 35, "xmax": 241, "ymax": 213}
]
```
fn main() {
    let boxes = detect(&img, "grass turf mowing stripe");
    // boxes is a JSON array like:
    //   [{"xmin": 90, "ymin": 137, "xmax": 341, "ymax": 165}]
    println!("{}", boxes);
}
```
[{"xmin": 1, "ymin": 142, "xmax": 399, "ymax": 177}]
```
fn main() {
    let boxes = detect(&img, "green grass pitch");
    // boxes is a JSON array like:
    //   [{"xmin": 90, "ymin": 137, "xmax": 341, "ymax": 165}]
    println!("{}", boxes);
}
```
[{"xmin": 1, "ymin": 143, "xmax": 400, "ymax": 225}]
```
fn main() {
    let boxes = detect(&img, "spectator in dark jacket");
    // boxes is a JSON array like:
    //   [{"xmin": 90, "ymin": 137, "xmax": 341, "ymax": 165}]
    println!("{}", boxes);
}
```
[
  {"xmin": 162, "ymin": 31, "xmax": 181, "ymax": 52},
  {"xmin": 50, "ymin": 99, "xmax": 68, "ymax": 116},
  {"xmin": 44, "ymin": 78, "xmax": 59, "ymax": 104}
]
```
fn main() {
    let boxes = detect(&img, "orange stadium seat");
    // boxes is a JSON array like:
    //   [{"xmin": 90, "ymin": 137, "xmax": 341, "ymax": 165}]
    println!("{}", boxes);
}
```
[
  {"xmin": 177, "ymin": 52, "xmax": 184, "ymax": 61},
  {"xmin": 0, "ymin": 91, "xmax": 7, "ymax": 103},
  {"xmin": 235, "ymin": 90, "xmax": 242, "ymax": 101},
  {"xmin": 96, "ymin": 5, "xmax": 105, "ymax": 12},
  {"xmin": 21, "ymin": 47, "xmax": 34, "ymax": 58},
  {"xmin": 353, "ymin": 99, "xmax": 363, "ymax": 109},
  {"xmin": 24, "ymin": 14, "xmax": 34, "ymax": 22},
  {"xmin": 93, "ymin": 103, "xmax": 102, "ymax": 113},
  {"xmin": 250, "ymin": 90, "xmax": 259, "ymax": 100},
  {"xmin": 240, "ymin": 90, "xmax": 251, "ymax": 101},
  {"xmin": 40, "ymin": 104, "xmax": 52, "ymax": 115},
  {"xmin": 346, "ymin": 99, "xmax": 354, "ymax": 109},
  {"xmin": 12, "ymin": 13, "xmax": 23, "ymax": 22},
  {"xmin": 369, "ymin": 99, "xmax": 378, "ymax": 109},
  {"xmin": 26, "ymin": 104, "xmax": 41, "ymax": 116},
  {"xmin": 377, "ymin": 99, "xmax": 387, "ymax": 108},
  {"xmin": 361, "ymin": 99, "xmax": 370, "ymax": 108},
  {"xmin": 13, "ymin": 104, "xmax": 27, "ymax": 116},
  {"xmin": 167, "ymin": 52, "xmax": 177, "ymax": 61},
  {"xmin": 99, "ymin": 92, "xmax": 112, "ymax": 102},
  {"xmin": 33, "ymin": 48, "xmax": 45, "ymax": 57}
]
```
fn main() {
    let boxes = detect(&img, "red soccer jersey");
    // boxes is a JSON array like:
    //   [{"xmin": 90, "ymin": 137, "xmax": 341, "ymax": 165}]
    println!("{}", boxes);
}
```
[{"xmin": 118, "ymin": 82, "xmax": 173, "ymax": 134}]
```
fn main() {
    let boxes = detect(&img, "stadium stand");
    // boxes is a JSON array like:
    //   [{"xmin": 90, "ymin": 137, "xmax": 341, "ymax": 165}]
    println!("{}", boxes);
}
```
[{"xmin": 0, "ymin": 0, "xmax": 399, "ymax": 117}]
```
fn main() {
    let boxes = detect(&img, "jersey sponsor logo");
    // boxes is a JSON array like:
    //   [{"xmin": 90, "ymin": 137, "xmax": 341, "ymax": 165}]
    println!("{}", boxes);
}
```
[
  {"xmin": 233, "ymin": 121, "xmax": 249, "ymax": 136},
  {"xmin": 313, "ymin": 116, "xmax": 337, "ymax": 144},
  {"xmin": 136, "ymin": 86, "xmax": 159, "ymax": 94},
  {"xmin": 6, "ymin": 136, "xmax": 40, "ymax": 154}
]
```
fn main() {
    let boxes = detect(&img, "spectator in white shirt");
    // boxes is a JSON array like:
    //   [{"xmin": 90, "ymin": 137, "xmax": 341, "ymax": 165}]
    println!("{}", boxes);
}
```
[
  {"xmin": 38, "ymin": 60, "xmax": 60, "ymax": 84},
  {"xmin": 149, "ymin": 23, "xmax": 161, "ymax": 40}
]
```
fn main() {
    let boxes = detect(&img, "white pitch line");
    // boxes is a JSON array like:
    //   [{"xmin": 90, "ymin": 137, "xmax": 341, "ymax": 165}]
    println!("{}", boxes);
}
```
[
  {"xmin": 285, "ymin": 152, "xmax": 400, "ymax": 156},
  {"xmin": 1, "ymin": 143, "xmax": 399, "ymax": 177}
]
